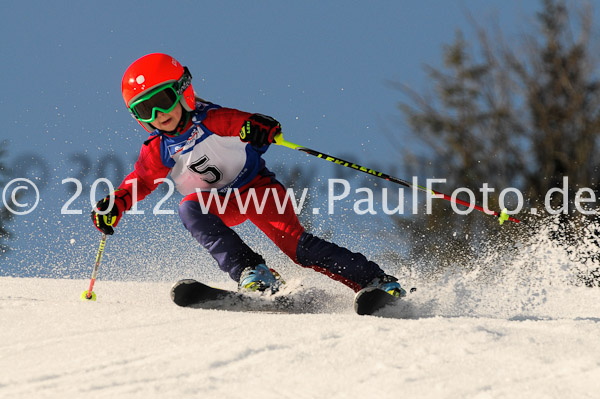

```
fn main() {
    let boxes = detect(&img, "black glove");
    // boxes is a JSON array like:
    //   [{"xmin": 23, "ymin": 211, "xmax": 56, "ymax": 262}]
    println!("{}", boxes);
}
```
[
  {"xmin": 91, "ymin": 190, "xmax": 130, "ymax": 235},
  {"xmin": 239, "ymin": 113, "xmax": 281, "ymax": 147}
]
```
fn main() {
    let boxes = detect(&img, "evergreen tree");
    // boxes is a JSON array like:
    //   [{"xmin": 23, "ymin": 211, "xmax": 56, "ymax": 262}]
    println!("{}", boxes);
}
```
[
  {"xmin": 394, "ymin": 0, "xmax": 600, "ymax": 273},
  {"xmin": 0, "ymin": 143, "xmax": 13, "ymax": 258}
]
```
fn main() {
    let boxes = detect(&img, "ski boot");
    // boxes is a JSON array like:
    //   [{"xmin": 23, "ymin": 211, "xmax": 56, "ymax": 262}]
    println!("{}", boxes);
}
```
[
  {"xmin": 239, "ymin": 264, "xmax": 283, "ymax": 294},
  {"xmin": 366, "ymin": 274, "xmax": 407, "ymax": 298}
]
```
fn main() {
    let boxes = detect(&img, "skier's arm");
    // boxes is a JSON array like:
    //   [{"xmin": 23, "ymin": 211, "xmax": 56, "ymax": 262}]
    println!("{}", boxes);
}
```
[
  {"xmin": 91, "ymin": 138, "xmax": 169, "ymax": 234},
  {"xmin": 117, "ymin": 138, "xmax": 170, "ymax": 204},
  {"xmin": 204, "ymin": 108, "xmax": 281, "ymax": 147},
  {"xmin": 203, "ymin": 107, "xmax": 252, "ymax": 137}
]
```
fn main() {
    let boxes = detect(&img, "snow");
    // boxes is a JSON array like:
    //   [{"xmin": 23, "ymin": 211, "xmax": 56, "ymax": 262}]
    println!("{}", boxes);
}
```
[
  {"xmin": 2, "ymin": 273, "xmax": 600, "ymax": 398},
  {"xmin": 2, "ymin": 219, "xmax": 600, "ymax": 398}
]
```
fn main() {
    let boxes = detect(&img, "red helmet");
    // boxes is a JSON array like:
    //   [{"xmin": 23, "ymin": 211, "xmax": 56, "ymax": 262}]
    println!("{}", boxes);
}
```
[{"xmin": 121, "ymin": 53, "xmax": 195, "ymax": 132}]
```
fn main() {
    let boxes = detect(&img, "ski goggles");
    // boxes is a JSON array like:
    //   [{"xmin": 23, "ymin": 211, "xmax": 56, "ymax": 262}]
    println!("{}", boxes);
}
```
[{"xmin": 128, "ymin": 67, "xmax": 192, "ymax": 123}]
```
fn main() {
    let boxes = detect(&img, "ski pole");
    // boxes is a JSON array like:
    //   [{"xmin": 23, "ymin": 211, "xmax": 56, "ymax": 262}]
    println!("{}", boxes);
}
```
[
  {"xmin": 81, "ymin": 233, "xmax": 107, "ymax": 301},
  {"xmin": 273, "ymin": 133, "xmax": 520, "ymax": 224}
]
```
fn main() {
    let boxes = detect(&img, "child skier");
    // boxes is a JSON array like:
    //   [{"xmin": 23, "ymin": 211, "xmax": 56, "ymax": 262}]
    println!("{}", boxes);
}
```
[{"xmin": 91, "ymin": 52, "xmax": 405, "ymax": 297}]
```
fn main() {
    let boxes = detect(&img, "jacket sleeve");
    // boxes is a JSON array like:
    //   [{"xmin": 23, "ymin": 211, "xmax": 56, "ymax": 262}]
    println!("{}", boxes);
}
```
[
  {"xmin": 117, "ymin": 137, "xmax": 170, "ymax": 210},
  {"xmin": 203, "ymin": 107, "xmax": 252, "ymax": 137}
]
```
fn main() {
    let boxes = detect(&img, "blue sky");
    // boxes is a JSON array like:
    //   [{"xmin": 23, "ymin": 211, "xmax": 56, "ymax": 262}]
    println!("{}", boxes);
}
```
[{"xmin": 1, "ymin": 1, "xmax": 562, "ymax": 277}]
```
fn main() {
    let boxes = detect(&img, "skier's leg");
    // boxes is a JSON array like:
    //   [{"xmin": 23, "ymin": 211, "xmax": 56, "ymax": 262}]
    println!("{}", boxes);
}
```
[
  {"xmin": 243, "ymin": 180, "xmax": 305, "ymax": 262},
  {"xmin": 246, "ymin": 179, "xmax": 384, "ymax": 292},
  {"xmin": 178, "ymin": 193, "xmax": 264, "ymax": 282},
  {"xmin": 295, "ymin": 232, "xmax": 384, "ymax": 292}
]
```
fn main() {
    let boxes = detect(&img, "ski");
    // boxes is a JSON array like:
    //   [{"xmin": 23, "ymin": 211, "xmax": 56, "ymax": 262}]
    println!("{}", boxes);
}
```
[
  {"xmin": 171, "ymin": 279, "xmax": 238, "ymax": 306},
  {"xmin": 354, "ymin": 286, "xmax": 400, "ymax": 315},
  {"xmin": 170, "ymin": 279, "xmax": 295, "ymax": 313},
  {"xmin": 172, "ymin": 279, "xmax": 407, "ymax": 315}
]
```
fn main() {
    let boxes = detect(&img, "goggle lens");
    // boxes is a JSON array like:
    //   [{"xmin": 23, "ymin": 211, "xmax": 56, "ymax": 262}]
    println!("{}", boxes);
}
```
[
  {"xmin": 128, "ymin": 66, "xmax": 192, "ymax": 124},
  {"xmin": 129, "ymin": 84, "xmax": 179, "ymax": 122}
]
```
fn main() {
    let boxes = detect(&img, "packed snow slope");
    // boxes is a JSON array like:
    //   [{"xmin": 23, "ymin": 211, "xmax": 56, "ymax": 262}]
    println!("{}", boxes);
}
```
[{"xmin": 2, "ymin": 219, "xmax": 600, "ymax": 399}]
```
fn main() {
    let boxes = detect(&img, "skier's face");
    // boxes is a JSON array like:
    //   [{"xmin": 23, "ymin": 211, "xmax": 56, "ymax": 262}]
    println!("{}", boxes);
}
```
[{"xmin": 151, "ymin": 102, "xmax": 182, "ymax": 132}]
